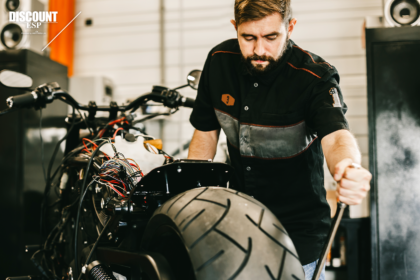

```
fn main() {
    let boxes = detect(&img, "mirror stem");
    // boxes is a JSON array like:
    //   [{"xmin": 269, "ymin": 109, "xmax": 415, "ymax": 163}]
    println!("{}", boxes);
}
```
[{"xmin": 171, "ymin": 84, "xmax": 189, "ymax": 91}]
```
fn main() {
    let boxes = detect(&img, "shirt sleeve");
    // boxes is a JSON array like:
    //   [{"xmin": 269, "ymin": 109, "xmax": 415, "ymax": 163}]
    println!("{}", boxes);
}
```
[
  {"xmin": 306, "ymin": 75, "xmax": 349, "ymax": 140},
  {"xmin": 189, "ymin": 52, "xmax": 221, "ymax": 132}
]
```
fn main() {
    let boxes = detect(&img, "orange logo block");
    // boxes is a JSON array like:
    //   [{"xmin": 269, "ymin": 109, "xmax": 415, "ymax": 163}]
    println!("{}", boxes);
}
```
[{"xmin": 222, "ymin": 94, "xmax": 235, "ymax": 106}]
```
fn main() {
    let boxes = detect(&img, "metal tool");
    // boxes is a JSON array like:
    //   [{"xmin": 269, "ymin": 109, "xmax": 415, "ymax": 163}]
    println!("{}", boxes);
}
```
[{"xmin": 311, "ymin": 163, "xmax": 361, "ymax": 280}]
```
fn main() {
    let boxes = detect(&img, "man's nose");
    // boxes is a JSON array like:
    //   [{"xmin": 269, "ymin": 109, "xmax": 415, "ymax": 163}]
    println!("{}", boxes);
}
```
[{"xmin": 254, "ymin": 39, "xmax": 265, "ymax": 57}]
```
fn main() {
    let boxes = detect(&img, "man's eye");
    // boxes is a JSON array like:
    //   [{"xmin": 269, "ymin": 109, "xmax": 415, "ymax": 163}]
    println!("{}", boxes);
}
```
[
  {"xmin": 245, "ymin": 37, "xmax": 254, "ymax": 41},
  {"xmin": 267, "ymin": 35, "xmax": 277, "ymax": 40}
]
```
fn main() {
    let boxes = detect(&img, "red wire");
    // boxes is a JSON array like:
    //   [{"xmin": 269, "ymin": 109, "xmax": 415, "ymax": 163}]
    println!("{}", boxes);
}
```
[
  {"xmin": 98, "ymin": 129, "xmax": 106, "ymax": 138},
  {"xmin": 129, "ymin": 163, "xmax": 138, "ymax": 169},
  {"xmin": 112, "ymin": 128, "xmax": 124, "ymax": 139},
  {"xmin": 109, "ymin": 180, "xmax": 127, "ymax": 191},
  {"xmin": 82, "ymin": 141, "xmax": 91, "ymax": 153},
  {"xmin": 83, "ymin": 138, "xmax": 98, "ymax": 148},
  {"xmin": 82, "ymin": 138, "xmax": 110, "ymax": 159},
  {"xmin": 98, "ymin": 117, "xmax": 127, "ymax": 138},
  {"xmin": 109, "ymin": 117, "xmax": 126, "ymax": 126},
  {"xmin": 107, "ymin": 182, "xmax": 126, "ymax": 197}
]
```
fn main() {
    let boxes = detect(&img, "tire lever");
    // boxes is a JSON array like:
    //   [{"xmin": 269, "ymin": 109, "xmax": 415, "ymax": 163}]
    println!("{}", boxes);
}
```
[
  {"xmin": 311, "ymin": 201, "xmax": 347, "ymax": 280},
  {"xmin": 312, "ymin": 163, "xmax": 361, "ymax": 280}
]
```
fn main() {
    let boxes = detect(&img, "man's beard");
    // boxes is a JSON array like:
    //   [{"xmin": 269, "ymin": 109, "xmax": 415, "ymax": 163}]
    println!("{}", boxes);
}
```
[{"xmin": 242, "ymin": 38, "xmax": 289, "ymax": 77}]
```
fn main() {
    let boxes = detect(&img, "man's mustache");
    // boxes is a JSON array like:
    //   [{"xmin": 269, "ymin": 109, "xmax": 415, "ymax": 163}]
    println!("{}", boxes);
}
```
[{"xmin": 247, "ymin": 54, "xmax": 275, "ymax": 62}]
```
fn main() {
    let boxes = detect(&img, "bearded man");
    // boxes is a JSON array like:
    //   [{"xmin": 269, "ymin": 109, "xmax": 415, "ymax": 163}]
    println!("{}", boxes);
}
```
[{"xmin": 188, "ymin": 1, "xmax": 372, "ymax": 279}]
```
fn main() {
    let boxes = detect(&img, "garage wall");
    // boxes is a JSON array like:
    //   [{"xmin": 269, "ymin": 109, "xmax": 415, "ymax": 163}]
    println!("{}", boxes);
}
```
[
  {"xmin": 73, "ymin": 0, "xmax": 383, "ymax": 217},
  {"xmin": 73, "ymin": 0, "xmax": 161, "ymax": 98}
]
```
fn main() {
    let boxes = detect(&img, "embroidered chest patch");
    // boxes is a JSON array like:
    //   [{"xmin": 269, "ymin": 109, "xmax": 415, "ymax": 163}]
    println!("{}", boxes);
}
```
[{"xmin": 222, "ymin": 94, "xmax": 235, "ymax": 106}]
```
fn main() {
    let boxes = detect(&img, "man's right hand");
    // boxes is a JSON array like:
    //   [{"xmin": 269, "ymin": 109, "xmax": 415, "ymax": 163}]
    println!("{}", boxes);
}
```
[{"xmin": 188, "ymin": 129, "xmax": 220, "ymax": 160}]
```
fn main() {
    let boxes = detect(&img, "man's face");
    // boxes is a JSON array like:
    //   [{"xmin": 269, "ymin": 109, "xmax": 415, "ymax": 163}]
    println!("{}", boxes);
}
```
[{"xmin": 233, "ymin": 13, "xmax": 296, "ymax": 75}]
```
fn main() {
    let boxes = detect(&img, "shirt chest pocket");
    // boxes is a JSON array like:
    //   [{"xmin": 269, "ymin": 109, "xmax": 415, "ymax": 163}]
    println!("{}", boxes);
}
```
[{"xmin": 240, "ymin": 109, "xmax": 315, "ymax": 159}]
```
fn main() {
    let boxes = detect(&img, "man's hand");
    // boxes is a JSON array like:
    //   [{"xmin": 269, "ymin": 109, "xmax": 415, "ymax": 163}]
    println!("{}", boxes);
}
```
[{"xmin": 334, "ymin": 158, "xmax": 372, "ymax": 205}]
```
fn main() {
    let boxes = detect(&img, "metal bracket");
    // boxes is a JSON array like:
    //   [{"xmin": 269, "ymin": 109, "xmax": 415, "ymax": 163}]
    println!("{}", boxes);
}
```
[
  {"xmin": 88, "ymin": 101, "xmax": 97, "ymax": 121},
  {"xmin": 109, "ymin": 101, "xmax": 119, "ymax": 120}
]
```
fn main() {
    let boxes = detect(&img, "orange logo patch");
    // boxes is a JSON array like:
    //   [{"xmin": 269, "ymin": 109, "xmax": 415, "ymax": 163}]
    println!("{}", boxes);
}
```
[{"xmin": 222, "ymin": 94, "xmax": 235, "ymax": 106}]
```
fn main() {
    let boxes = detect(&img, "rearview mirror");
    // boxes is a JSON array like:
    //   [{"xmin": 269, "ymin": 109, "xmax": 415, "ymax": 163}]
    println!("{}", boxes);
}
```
[
  {"xmin": 0, "ymin": 70, "xmax": 33, "ymax": 88},
  {"xmin": 187, "ymin": 70, "xmax": 202, "ymax": 90}
]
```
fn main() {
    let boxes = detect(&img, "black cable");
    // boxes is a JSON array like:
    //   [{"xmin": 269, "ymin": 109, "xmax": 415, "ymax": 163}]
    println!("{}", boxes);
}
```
[
  {"xmin": 47, "ymin": 139, "xmax": 105, "ymax": 191},
  {"xmin": 74, "ymin": 140, "xmax": 108, "ymax": 278},
  {"xmin": 46, "ymin": 107, "xmax": 76, "ymax": 188},
  {"xmin": 77, "ymin": 218, "xmax": 112, "ymax": 280},
  {"xmin": 39, "ymin": 108, "xmax": 47, "ymax": 183},
  {"xmin": 41, "ymin": 107, "xmax": 76, "ymax": 236},
  {"xmin": 0, "ymin": 108, "xmax": 16, "ymax": 115},
  {"xmin": 76, "ymin": 108, "xmax": 93, "ymax": 136},
  {"xmin": 31, "ymin": 249, "xmax": 54, "ymax": 279},
  {"xmin": 132, "ymin": 113, "xmax": 165, "ymax": 125}
]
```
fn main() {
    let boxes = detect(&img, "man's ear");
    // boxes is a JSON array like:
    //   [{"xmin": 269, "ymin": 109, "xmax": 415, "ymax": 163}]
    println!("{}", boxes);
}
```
[
  {"xmin": 287, "ymin": 18, "xmax": 297, "ymax": 38},
  {"xmin": 230, "ymin": 19, "xmax": 237, "ymax": 31}
]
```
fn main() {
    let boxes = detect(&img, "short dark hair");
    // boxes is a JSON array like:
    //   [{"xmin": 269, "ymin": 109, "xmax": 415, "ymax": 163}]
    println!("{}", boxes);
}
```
[{"xmin": 234, "ymin": 0, "xmax": 292, "ymax": 26}]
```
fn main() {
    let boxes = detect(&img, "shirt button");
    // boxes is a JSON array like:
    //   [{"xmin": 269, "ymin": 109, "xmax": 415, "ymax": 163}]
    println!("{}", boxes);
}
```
[
  {"xmin": 254, "ymin": 83, "xmax": 258, "ymax": 87},
  {"xmin": 246, "ymin": 166, "xmax": 251, "ymax": 171},
  {"xmin": 244, "ymin": 106, "xmax": 249, "ymax": 111}
]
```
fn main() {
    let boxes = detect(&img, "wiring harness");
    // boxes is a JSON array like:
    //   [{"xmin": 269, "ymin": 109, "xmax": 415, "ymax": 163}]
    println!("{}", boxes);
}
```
[{"xmin": 94, "ymin": 151, "xmax": 143, "ymax": 198}]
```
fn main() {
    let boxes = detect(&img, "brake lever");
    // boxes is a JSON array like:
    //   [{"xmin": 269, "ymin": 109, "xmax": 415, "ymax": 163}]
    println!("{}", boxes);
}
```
[{"xmin": 161, "ymin": 89, "xmax": 182, "ymax": 109}]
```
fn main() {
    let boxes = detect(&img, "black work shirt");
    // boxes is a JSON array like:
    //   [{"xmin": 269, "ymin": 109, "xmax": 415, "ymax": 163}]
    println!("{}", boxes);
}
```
[{"xmin": 189, "ymin": 39, "xmax": 349, "ymax": 265}]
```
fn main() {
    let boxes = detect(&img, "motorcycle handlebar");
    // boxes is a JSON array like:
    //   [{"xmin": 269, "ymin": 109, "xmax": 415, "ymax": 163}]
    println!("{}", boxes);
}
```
[
  {"xmin": 5, "ymin": 89, "xmax": 195, "ymax": 112},
  {"xmin": 181, "ymin": 97, "xmax": 195, "ymax": 108},
  {"xmin": 6, "ymin": 92, "xmax": 37, "ymax": 109}
]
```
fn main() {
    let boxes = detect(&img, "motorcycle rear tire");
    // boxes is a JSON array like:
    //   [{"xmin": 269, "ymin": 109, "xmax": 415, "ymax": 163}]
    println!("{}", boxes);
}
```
[{"xmin": 141, "ymin": 187, "xmax": 305, "ymax": 280}]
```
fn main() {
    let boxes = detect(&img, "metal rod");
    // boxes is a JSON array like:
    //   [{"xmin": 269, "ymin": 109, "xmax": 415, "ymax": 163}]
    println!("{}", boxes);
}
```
[
  {"xmin": 164, "ymin": 169, "xmax": 170, "ymax": 194},
  {"xmin": 159, "ymin": 0, "xmax": 165, "ymax": 86},
  {"xmin": 312, "ymin": 202, "xmax": 347, "ymax": 280}
]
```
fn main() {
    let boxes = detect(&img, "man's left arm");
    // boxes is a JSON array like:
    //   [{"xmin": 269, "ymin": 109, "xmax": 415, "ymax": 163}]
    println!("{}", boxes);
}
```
[
  {"xmin": 321, "ymin": 129, "xmax": 372, "ymax": 205},
  {"xmin": 307, "ymin": 71, "xmax": 372, "ymax": 206}
]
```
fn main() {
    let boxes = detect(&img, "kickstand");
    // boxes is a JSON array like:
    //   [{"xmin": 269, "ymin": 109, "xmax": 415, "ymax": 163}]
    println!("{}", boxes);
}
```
[{"xmin": 311, "ymin": 202, "xmax": 347, "ymax": 280}]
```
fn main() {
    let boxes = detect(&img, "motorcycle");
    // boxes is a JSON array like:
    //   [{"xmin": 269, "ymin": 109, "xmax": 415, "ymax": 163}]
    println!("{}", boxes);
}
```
[{"xmin": 0, "ymin": 69, "xmax": 305, "ymax": 280}]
